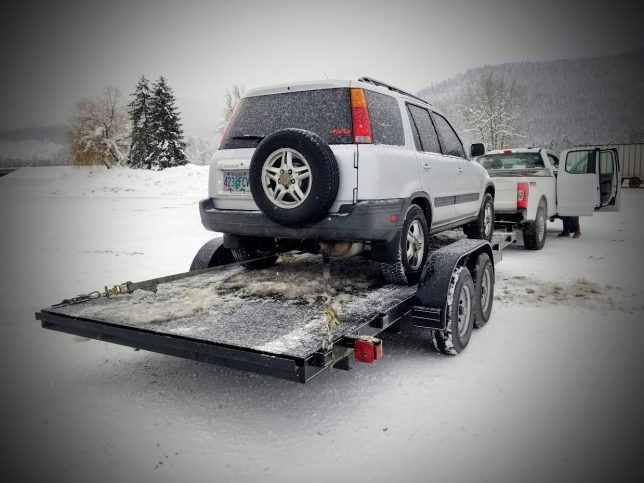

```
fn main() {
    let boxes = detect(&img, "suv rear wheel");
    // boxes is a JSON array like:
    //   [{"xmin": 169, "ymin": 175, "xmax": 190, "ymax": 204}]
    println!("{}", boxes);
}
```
[{"xmin": 380, "ymin": 205, "xmax": 429, "ymax": 285}]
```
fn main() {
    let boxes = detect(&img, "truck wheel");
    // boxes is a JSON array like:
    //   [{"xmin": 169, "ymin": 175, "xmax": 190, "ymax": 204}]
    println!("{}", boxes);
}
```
[
  {"xmin": 471, "ymin": 252, "xmax": 494, "ymax": 328},
  {"xmin": 231, "ymin": 247, "xmax": 278, "ymax": 270},
  {"xmin": 464, "ymin": 193, "xmax": 494, "ymax": 242},
  {"xmin": 190, "ymin": 238, "xmax": 235, "ymax": 270},
  {"xmin": 523, "ymin": 201, "xmax": 547, "ymax": 250},
  {"xmin": 249, "ymin": 129, "xmax": 339, "ymax": 226},
  {"xmin": 380, "ymin": 205, "xmax": 429, "ymax": 285},
  {"xmin": 629, "ymin": 177, "xmax": 641, "ymax": 188},
  {"xmin": 431, "ymin": 266, "xmax": 475, "ymax": 355}
]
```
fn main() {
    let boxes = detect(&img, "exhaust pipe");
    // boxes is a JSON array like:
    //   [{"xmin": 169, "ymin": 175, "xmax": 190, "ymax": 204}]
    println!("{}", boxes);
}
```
[{"xmin": 319, "ymin": 241, "xmax": 364, "ymax": 257}]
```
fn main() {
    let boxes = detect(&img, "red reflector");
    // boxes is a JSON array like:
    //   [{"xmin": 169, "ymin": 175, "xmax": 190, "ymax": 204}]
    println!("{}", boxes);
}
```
[
  {"xmin": 331, "ymin": 128, "xmax": 351, "ymax": 136},
  {"xmin": 390, "ymin": 213, "xmax": 398, "ymax": 223},
  {"xmin": 517, "ymin": 182, "xmax": 529, "ymax": 209},
  {"xmin": 503, "ymin": 149, "xmax": 512, "ymax": 154},
  {"xmin": 354, "ymin": 338, "xmax": 383, "ymax": 364}
]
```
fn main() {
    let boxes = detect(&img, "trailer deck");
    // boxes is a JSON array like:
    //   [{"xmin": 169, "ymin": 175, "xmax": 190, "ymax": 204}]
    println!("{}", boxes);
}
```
[
  {"xmin": 45, "ymin": 255, "xmax": 414, "ymax": 359},
  {"xmin": 37, "ymin": 231, "xmax": 506, "ymax": 383}
]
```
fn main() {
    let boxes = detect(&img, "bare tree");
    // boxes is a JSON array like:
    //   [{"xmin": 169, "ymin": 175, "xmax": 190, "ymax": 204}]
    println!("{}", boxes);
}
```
[
  {"xmin": 185, "ymin": 135, "xmax": 218, "ymax": 165},
  {"xmin": 222, "ymin": 84, "xmax": 245, "ymax": 122},
  {"xmin": 459, "ymin": 72, "xmax": 525, "ymax": 150},
  {"xmin": 69, "ymin": 86, "xmax": 130, "ymax": 167}
]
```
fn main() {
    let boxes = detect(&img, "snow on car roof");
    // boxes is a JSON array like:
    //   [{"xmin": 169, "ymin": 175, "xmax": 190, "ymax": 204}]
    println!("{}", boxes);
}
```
[
  {"xmin": 244, "ymin": 79, "xmax": 352, "ymax": 97},
  {"xmin": 243, "ymin": 79, "xmax": 442, "ymax": 115}
]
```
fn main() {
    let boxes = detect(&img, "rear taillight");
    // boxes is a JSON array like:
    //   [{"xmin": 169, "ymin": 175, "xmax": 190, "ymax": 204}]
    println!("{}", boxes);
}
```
[
  {"xmin": 350, "ymin": 88, "xmax": 372, "ymax": 144},
  {"xmin": 517, "ymin": 182, "xmax": 529, "ymax": 209},
  {"xmin": 503, "ymin": 149, "xmax": 513, "ymax": 154},
  {"xmin": 219, "ymin": 104, "xmax": 239, "ymax": 149}
]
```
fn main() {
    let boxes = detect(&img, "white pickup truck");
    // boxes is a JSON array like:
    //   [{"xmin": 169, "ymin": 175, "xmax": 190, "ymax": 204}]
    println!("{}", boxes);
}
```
[{"xmin": 476, "ymin": 148, "xmax": 621, "ymax": 249}]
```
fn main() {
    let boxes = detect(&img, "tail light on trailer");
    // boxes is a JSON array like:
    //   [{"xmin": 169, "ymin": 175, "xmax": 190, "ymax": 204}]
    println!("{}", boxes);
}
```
[
  {"xmin": 517, "ymin": 182, "xmax": 529, "ymax": 209},
  {"xmin": 350, "ymin": 88, "xmax": 373, "ymax": 144},
  {"xmin": 354, "ymin": 338, "xmax": 382, "ymax": 364}
]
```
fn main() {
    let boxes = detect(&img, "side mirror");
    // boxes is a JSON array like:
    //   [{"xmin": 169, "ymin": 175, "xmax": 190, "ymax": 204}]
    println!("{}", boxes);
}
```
[{"xmin": 470, "ymin": 143, "xmax": 486, "ymax": 157}]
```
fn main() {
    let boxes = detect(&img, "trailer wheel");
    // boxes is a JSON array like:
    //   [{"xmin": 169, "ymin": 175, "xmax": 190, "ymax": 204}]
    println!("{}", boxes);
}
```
[
  {"xmin": 190, "ymin": 238, "xmax": 235, "ymax": 270},
  {"xmin": 431, "ymin": 266, "xmax": 475, "ymax": 355},
  {"xmin": 231, "ymin": 247, "xmax": 278, "ymax": 270},
  {"xmin": 464, "ymin": 193, "xmax": 494, "ymax": 242},
  {"xmin": 523, "ymin": 200, "xmax": 547, "ymax": 250},
  {"xmin": 629, "ymin": 177, "xmax": 641, "ymax": 188},
  {"xmin": 471, "ymin": 252, "xmax": 494, "ymax": 328},
  {"xmin": 380, "ymin": 204, "xmax": 430, "ymax": 285}
]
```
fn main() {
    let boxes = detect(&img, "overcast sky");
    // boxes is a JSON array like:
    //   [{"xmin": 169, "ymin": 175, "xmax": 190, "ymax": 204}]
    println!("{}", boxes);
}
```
[{"xmin": 1, "ymin": 0, "xmax": 642, "ymax": 136}]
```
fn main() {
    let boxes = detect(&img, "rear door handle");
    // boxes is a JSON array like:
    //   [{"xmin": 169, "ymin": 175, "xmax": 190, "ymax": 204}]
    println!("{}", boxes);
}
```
[
  {"xmin": 457, "ymin": 166, "xmax": 463, "ymax": 174},
  {"xmin": 422, "ymin": 163, "xmax": 431, "ymax": 170}
]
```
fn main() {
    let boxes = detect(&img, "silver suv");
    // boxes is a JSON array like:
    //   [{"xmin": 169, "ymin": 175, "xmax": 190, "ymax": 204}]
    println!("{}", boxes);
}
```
[{"xmin": 200, "ymin": 77, "xmax": 495, "ymax": 284}]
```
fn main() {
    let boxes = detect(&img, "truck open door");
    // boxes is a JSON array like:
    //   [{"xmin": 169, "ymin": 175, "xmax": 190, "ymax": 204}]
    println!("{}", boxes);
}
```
[{"xmin": 557, "ymin": 148, "xmax": 621, "ymax": 216}]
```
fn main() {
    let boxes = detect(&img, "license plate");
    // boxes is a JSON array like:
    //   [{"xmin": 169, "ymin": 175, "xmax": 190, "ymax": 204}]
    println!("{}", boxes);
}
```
[{"xmin": 222, "ymin": 171, "xmax": 250, "ymax": 193}]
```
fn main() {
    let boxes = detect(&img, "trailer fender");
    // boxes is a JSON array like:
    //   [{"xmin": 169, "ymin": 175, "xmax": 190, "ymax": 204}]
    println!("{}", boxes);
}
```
[
  {"xmin": 190, "ymin": 237, "xmax": 235, "ymax": 271},
  {"xmin": 411, "ymin": 239, "xmax": 493, "ymax": 330}
]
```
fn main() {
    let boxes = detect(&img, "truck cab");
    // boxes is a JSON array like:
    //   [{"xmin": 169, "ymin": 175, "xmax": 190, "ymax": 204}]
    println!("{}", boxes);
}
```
[{"xmin": 476, "ymin": 147, "xmax": 621, "ymax": 249}]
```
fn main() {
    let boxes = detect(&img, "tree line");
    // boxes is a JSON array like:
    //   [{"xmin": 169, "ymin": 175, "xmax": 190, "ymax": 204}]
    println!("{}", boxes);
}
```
[{"xmin": 70, "ymin": 76, "xmax": 188, "ymax": 169}]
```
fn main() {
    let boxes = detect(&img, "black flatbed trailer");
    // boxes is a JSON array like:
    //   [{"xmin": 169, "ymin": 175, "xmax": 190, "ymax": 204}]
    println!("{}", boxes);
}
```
[{"xmin": 36, "ymin": 232, "xmax": 514, "ymax": 383}]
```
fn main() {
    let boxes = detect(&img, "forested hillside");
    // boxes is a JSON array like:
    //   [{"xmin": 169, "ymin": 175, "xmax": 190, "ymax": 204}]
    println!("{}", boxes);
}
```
[{"xmin": 418, "ymin": 48, "xmax": 644, "ymax": 150}]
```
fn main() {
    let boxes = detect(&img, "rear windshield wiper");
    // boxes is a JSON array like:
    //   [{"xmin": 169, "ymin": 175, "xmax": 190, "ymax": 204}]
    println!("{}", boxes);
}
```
[{"xmin": 232, "ymin": 134, "xmax": 265, "ymax": 141}]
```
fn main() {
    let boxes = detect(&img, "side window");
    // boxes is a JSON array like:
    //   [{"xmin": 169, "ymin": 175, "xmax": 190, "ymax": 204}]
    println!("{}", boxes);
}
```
[
  {"xmin": 599, "ymin": 151, "xmax": 614, "ymax": 175},
  {"xmin": 547, "ymin": 154, "xmax": 559, "ymax": 170},
  {"xmin": 565, "ymin": 150, "xmax": 596, "ymax": 174},
  {"xmin": 406, "ymin": 104, "xmax": 441, "ymax": 153},
  {"xmin": 364, "ymin": 90, "xmax": 404, "ymax": 146},
  {"xmin": 432, "ymin": 113, "xmax": 465, "ymax": 158}
]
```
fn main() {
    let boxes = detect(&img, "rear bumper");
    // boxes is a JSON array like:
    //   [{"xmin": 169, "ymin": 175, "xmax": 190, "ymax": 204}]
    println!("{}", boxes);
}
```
[
  {"xmin": 494, "ymin": 209, "xmax": 526, "ymax": 224},
  {"xmin": 199, "ymin": 198, "xmax": 407, "ymax": 242}
]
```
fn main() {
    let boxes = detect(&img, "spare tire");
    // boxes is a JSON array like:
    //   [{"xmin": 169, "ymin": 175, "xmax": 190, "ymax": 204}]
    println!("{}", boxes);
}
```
[{"xmin": 249, "ymin": 128, "xmax": 339, "ymax": 226}]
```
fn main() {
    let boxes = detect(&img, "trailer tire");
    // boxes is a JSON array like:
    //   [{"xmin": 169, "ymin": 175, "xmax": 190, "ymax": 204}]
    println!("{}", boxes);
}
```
[
  {"xmin": 471, "ymin": 252, "xmax": 494, "ymax": 328},
  {"xmin": 523, "ymin": 200, "xmax": 547, "ymax": 250},
  {"xmin": 464, "ymin": 193, "xmax": 494, "ymax": 242},
  {"xmin": 231, "ymin": 247, "xmax": 278, "ymax": 270},
  {"xmin": 190, "ymin": 238, "xmax": 235, "ymax": 270},
  {"xmin": 380, "ymin": 205, "xmax": 430, "ymax": 285},
  {"xmin": 431, "ymin": 266, "xmax": 475, "ymax": 355},
  {"xmin": 629, "ymin": 177, "xmax": 641, "ymax": 188}
]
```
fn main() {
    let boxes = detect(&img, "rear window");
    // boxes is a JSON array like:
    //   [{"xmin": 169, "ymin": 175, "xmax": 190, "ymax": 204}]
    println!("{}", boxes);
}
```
[
  {"xmin": 221, "ymin": 88, "xmax": 352, "ymax": 149},
  {"xmin": 364, "ymin": 90, "xmax": 404, "ymax": 146},
  {"xmin": 479, "ymin": 153, "xmax": 545, "ymax": 171}
]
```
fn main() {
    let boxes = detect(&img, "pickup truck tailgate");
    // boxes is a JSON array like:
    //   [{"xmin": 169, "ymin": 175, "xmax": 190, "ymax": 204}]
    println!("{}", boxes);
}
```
[{"xmin": 492, "ymin": 178, "xmax": 518, "ymax": 212}]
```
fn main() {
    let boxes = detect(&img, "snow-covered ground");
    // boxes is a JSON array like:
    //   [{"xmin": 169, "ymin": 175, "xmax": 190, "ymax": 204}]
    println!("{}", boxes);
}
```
[{"xmin": 1, "ymin": 166, "xmax": 643, "ymax": 482}]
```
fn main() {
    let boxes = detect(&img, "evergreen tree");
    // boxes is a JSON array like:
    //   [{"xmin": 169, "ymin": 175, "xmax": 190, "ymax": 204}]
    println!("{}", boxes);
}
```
[
  {"xmin": 146, "ymin": 76, "xmax": 187, "ymax": 170},
  {"xmin": 127, "ymin": 75, "xmax": 153, "ymax": 168}
]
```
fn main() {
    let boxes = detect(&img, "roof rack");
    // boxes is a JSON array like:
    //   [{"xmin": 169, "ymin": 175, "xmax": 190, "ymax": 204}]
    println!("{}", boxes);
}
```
[{"xmin": 358, "ymin": 77, "xmax": 431, "ymax": 105}]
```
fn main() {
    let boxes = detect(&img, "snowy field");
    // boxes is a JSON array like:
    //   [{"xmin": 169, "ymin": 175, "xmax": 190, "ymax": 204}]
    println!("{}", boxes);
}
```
[{"xmin": 1, "ymin": 166, "xmax": 643, "ymax": 482}]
